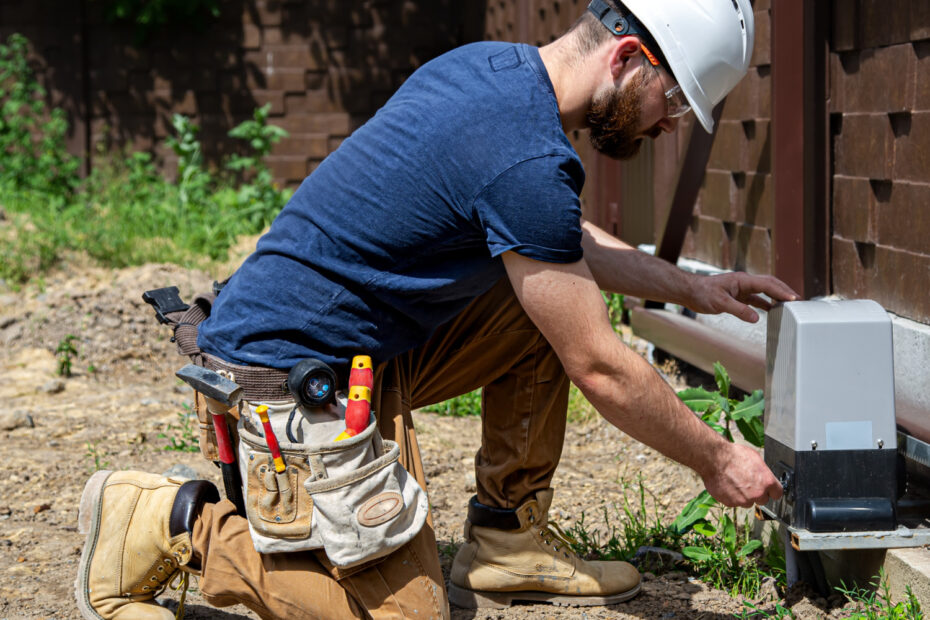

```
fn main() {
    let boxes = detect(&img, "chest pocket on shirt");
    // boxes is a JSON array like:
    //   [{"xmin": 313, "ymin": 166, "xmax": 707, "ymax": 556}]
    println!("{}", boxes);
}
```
[{"xmin": 489, "ymin": 47, "xmax": 522, "ymax": 72}]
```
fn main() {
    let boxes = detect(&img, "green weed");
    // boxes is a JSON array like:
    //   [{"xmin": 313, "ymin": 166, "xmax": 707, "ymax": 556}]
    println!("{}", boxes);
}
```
[
  {"xmin": 159, "ymin": 404, "xmax": 200, "ymax": 453},
  {"xmin": 836, "ymin": 569, "xmax": 923, "ymax": 620},
  {"xmin": 55, "ymin": 334, "xmax": 79, "ymax": 377},
  {"xmin": 602, "ymin": 291, "xmax": 627, "ymax": 331},
  {"xmin": 556, "ymin": 476, "xmax": 682, "ymax": 564},
  {"xmin": 85, "ymin": 442, "xmax": 110, "ymax": 472}
]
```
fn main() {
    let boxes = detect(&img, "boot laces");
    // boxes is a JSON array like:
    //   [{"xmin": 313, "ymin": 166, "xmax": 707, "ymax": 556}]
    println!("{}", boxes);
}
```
[{"xmin": 527, "ymin": 508, "xmax": 576, "ymax": 559}]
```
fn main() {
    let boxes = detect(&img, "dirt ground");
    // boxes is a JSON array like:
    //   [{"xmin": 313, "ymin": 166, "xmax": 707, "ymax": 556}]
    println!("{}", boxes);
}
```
[{"xmin": 0, "ymin": 261, "xmax": 845, "ymax": 619}]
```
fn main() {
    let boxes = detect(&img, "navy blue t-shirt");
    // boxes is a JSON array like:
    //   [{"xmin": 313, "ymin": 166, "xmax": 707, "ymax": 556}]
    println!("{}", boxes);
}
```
[{"xmin": 198, "ymin": 42, "xmax": 585, "ymax": 374}]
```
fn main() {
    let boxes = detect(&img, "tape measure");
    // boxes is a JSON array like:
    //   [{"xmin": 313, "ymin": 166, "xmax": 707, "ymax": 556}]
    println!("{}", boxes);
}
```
[{"xmin": 287, "ymin": 358, "xmax": 338, "ymax": 408}]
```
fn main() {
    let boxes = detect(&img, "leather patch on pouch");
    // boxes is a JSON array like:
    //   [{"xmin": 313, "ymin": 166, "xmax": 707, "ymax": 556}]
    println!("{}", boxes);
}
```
[{"xmin": 357, "ymin": 492, "xmax": 404, "ymax": 527}]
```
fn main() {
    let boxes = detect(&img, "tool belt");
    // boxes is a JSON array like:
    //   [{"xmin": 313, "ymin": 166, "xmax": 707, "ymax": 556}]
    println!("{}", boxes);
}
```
[{"xmin": 143, "ymin": 286, "xmax": 428, "ymax": 567}]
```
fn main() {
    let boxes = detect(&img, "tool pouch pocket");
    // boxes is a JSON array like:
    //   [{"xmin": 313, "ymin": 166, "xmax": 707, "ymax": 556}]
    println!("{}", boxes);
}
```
[
  {"xmin": 237, "ymin": 400, "xmax": 428, "ymax": 567},
  {"xmin": 193, "ymin": 391, "xmax": 219, "ymax": 462}
]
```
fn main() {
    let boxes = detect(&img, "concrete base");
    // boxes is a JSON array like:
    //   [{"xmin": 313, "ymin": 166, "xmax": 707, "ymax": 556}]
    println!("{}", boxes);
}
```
[{"xmin": 883, "ymin": 547, "xmax": 930, "ymax": 608}]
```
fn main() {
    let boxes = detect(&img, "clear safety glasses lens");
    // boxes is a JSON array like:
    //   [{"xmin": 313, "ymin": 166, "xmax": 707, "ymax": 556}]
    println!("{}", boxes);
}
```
[{"xmin": 664, "ymin": 84, "xmax": 691, "ymax": 118}]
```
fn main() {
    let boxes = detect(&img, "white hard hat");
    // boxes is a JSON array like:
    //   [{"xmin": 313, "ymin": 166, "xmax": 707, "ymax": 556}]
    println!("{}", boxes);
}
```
[{"xmin": 592, "ymin": 0, "xmax": 755, "ymax": 133}]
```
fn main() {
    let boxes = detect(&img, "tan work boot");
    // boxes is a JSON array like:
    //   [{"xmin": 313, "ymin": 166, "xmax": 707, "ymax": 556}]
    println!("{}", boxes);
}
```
[
  {"xmin": 449, "ymin": 489, "xmax": 641, "ymax": 608},
  {"xmin": 74, "ymin": 470, "xmax": 219, "ymax": 619}
]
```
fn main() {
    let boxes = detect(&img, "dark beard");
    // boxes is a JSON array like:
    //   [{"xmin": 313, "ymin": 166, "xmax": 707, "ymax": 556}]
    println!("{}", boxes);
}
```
[{"xmin": 586, "ymin": 69, "xmax": 647, "ymax": 161}]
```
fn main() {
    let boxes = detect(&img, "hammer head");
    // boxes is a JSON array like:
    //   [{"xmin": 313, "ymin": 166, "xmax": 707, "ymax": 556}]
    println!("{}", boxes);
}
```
[{"xmin": 175, "ymin": 364, "xmax": 242, "ymax": 406}]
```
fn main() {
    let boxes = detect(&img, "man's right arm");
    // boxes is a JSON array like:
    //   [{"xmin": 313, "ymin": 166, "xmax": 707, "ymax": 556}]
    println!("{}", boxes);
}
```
[{"xmin": 501, "ymin": 250, "xmax": 783, "ymax": 508}]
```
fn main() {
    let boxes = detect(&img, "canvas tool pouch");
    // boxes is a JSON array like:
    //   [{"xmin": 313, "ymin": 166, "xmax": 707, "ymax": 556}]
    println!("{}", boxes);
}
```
[{"xmin": 237, "ymin": 398, "xmax": 429, "ymax": 568}]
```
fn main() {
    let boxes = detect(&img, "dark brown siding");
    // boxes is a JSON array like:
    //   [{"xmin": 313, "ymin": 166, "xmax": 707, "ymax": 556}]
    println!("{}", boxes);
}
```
[
  {"xmin": 0, "ymin": 0, "xmax": 485, "ymax": 187},
  {"xmin": 829, "ymin": 2, "xmax": 930, "ymax": 323}
]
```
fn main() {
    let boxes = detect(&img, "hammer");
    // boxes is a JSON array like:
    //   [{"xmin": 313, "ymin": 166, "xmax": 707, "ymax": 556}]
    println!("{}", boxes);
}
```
[{"xmin": 176, "ymin": 364, "xmax": 246, "ymax": 516}]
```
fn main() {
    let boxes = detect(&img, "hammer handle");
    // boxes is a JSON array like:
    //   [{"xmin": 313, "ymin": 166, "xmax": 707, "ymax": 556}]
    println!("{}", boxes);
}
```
[{"xmin": 210, "ymin": 410, "xmax": 245, "ymax": 515}]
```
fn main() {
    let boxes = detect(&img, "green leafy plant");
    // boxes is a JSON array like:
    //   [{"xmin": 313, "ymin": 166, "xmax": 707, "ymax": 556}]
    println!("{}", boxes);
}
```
[
  {"xmin": 85, "ymin": 442, "xmax": 110, "ymax": 472},
  {"xmin": 681, "ymin": 510, "xmax": 765, "ymax": 596},
  {"xmin": 159, "ymin": 404, "xmax": 200, "ymax": 453},
  {"xmin": 601, "ymin": 291, "xmax": 627, "ymax": 331},
  {"xmin": 0, "ymin": 33, "xmax": 78, "ymax": 200},
  {"xmin": 55, "ymin": 334, "xmax": 79, "ymax": 377},
  {"xmin": 666, "ymin": 362, "xmax": 776, "ymax": 597}
]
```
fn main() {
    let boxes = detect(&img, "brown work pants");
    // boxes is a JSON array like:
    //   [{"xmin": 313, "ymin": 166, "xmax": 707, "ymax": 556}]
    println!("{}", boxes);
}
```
[{"xmin": 191, "ymin": 277, "xmax": 572, "ymax": 618}]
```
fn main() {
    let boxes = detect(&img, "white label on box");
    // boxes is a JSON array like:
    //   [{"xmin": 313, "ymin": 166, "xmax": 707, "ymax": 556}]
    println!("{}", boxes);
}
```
[{"xmin": 825, "ymin": 421, "xmax": 873, "ymax": 450}]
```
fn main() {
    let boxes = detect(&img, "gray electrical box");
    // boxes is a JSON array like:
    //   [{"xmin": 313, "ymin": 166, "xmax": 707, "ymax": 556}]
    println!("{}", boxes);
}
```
[{"xmin": 764, "ymin": 300, "xmax": 899, "ymax": 533}]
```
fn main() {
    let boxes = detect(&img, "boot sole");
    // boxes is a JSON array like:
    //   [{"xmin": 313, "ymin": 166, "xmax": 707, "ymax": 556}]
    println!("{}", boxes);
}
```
[
  {"xmin": 447, "ymin": 581, "xmax": 642, "ymax": 609},
  {"xmin": 74, "ymin": 470, "xmax": 114, "ymax": 620}
]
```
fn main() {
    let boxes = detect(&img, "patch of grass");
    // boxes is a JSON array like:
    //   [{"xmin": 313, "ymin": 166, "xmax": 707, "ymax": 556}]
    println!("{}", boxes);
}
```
[
  {"xmin": 555, "ymin": 476, "xmax": 682, "ymax": 564},
  {"xmin": 0, "ymin": 33, "xmax": 292, "ymax": 286},
  {"xmin": 836, "ymin": 569, "xmax": 923, "ymax": 620},
  {"xmin": 421, "ymin": 389, "xmax": 482, "ymax": 417},
  {"xmin": 739, "ymin": 569, "xmax": 924, "ymax": 619}
]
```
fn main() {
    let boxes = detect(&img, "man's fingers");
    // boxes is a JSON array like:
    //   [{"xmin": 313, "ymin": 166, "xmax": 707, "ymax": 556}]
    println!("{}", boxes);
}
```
[
  {"xmin": 720, "ymin": 297, "xmax": 759, "ymax": 323},
  {"xmin": 744, "ymin": 293, "xmax": 772, "ymax": 311},
  {"xmin": 744, "ymin": 274, "xmax": 800, "ymax": 302}
]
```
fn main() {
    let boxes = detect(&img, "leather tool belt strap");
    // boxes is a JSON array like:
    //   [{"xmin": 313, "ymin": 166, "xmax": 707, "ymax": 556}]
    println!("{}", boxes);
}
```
[{"xmin": 147, "ymin": 286, "xmax": 291, "ymax": 402}]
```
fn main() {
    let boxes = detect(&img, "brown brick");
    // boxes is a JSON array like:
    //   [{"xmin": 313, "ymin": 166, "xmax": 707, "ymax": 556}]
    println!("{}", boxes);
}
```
[
  {"xmin": 731, "ymin": 225, "xmax": 772, "ymax": 274},
  {"xmin": 742, "ymin": 172, "xmax": 774, "ymax": 230},
  {"xmin": 893, "ymin": 111, "xmax": 930, "ymax": 182},
  {"xmin": 270, "ymin": 135, "xmax": 329, "ymax": 159},
  {"xmin": 254, "ymin": 0, "xmax": 283, "ymax": 26},
  {"xmin": 913, "ymin": 42, "xmax": 930, "ymax": 111},
  {"xmin": 243, "ymin": 23, "xmax": 261, "ymax": 49},
  {"xmin": 698, "ymin": 170, "xmax": 735, "ymax": 220},
  {"xmin": 834, "ymin": 113, "xmax": 895, "ymax": 179},
  {"xmin": 266, "ymin": 46, "xmax": 320, "ymax": 70},
  {"xmin": 683, "ymin": 216, "xmax": 731, "ymax": 269},
  {"xmin": 833, "ymin": 175, "xmax": 875, "ymax": 242},
  {"xmin": 750, "ymin": 9, "xmax": 771, "ymax": 67},
  {"xmin": 724, "ymin": 67, "xmax": 759, "ymax": 119},
  {"xmin": 912, "ymin": 3, "xmax": 930, "ymax": 41},
  {"xmin": 831, "ymin": 237, "xmax": 872, "ymax": 299},
  {"xmin": 744, "ymin": 120, "xmax": 771, "ymax": 173},
  {"xmin": 284, "ymin": 91, "xmax": 339, "ymax": 115},
  {"xmin": 266, "ymin": 155, "xmax": 309, "ymax": 183},
  {"xmin": 708, "ymin": 120, "xmax": 744, "ymax": 170},
  {"xmin": 250, "ymin": 90, "xmax": 285, "ymax": 115},
  {"xmin": 835, "ymin": 46, "xmax": 912, "ymax": 114},
  {"xmin": 872, "ymin": 246, "xmax": 930, "ymax": 322},
  {"xmin": 275, "ymin": 113, "xmax": 353, "ymax": 135},
  {"xmin": 877, "ymin": 181, "xmax": 930, "ymax": 254},
  {"xmin": 859, "ymin": 0, "xmax": 911, "ymax": 48},
  {"xmin": 832, "ymin": 0, "xmax": 858, "ymax": 52}
]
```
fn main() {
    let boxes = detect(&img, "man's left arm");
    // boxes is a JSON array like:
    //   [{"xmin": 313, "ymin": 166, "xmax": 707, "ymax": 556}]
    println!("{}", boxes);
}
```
[{"xmin": 581, "ymin": 218, "xmax": 799, "ymax": 322}]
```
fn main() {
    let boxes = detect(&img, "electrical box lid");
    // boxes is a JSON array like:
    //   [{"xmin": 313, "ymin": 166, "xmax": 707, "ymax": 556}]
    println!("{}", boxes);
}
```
[{"xmin": 765, "ymin": 299, "xmax": 896, "ymax": 452}]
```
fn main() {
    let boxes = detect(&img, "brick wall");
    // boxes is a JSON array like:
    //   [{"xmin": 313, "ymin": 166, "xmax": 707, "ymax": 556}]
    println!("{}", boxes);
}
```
[
  {"xmin": 679, "ymin": 0, "xmax": 774, "ymax": 275},
  {"xmin": 830, "ymin": 1, "xmax": 930, "ymax": 323},
  {"xmin": 0, "ymin": 0, "xmax": 484, "ymax": 186}
]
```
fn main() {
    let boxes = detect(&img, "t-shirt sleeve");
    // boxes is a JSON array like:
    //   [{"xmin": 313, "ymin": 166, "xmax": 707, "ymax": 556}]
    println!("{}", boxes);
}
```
[{"xmin": 472, "ymin": 153, "xmax": 585, "ymax": 263}]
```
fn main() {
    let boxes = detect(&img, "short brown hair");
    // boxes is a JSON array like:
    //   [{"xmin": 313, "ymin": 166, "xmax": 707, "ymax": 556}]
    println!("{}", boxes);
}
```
[{"xmin": 565, "ymin": 0, "xmax": 621, "ymax": 57}]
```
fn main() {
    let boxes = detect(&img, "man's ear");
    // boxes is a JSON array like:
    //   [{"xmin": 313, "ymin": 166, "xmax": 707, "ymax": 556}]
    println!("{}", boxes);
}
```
[{"xmin": 607, "ymin": 35, "xmax": 642, "ymax": 82}]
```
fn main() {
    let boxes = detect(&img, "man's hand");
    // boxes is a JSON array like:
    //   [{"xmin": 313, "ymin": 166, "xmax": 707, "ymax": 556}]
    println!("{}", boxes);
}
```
[
  {"xmin": 686, "ymin": 272, "xmax": 799, "ymax": 323},
  {"xmin": 700, "ymin": 443, "xmax": 783, "ymax": 508}
]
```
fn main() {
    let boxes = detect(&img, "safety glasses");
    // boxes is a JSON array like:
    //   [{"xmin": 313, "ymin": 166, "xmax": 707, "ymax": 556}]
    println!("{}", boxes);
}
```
[{"xmin": 640, "ymin": 44, "xmax": 691, "ymax": 119}]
